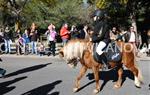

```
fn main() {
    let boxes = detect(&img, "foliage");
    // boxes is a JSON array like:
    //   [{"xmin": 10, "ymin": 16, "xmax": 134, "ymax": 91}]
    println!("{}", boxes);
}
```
[
  {"xmin": 0, "ymin": 0, "xmax": 150, "ymax": 32},
  {"xmin": 92, "ymin": 0, "xmax": 150, "ymax": 29},
  {"xmin": 22, "ymin": 0, "xmax": 94, "ymax": 30}
]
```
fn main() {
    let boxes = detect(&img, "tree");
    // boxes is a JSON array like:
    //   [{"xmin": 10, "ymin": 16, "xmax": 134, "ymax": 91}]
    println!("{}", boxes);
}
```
[
  {"xmin": 126, "ymin": 0, "xmax": 150, "ymax": 31},
  {"xmin": 22, "ymin": 0, "xmax": 61, "ymax": 29},
  {"xmin": 1, "ymin": 0, "xmax": 149, "ymax": 33},
  {"xmin": 0, "ymin": 0, "xmax": 10, "ymax": 27},
  {"xmin": 22, "ymin": 0, "xmax": 93, "ymax": 30},
  {"xmin": 90, "ymin": 0, "xmax": 150, "ymax": 32},
  {"xmin": 0, "ymin": 0, "xmax": 28, "ymax": 31}
]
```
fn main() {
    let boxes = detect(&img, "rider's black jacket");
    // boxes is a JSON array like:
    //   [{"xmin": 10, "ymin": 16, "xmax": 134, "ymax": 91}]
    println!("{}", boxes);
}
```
[{"xmin": 91, "ymin": 19, "xmax": 110, "ymax": 43}]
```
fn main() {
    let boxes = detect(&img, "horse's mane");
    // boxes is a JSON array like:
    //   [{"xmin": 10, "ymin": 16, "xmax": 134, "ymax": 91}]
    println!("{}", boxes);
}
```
[{"xmin": 62, "ymin": 39, "xmax": 90, "ymax": 61}]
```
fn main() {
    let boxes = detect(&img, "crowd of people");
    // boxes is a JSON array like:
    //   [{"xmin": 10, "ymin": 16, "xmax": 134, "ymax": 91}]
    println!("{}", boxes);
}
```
[
  {"xmin": 0, "ymin": 22, "xmax": 92, "ymax": 56},
  {"xmin": 109, "ymin": 26, "xmax": 150, "ymax": 57}
]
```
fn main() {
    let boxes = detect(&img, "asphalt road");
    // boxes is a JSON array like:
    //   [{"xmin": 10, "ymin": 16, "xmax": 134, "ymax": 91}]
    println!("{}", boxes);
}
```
[{"xmin": 0, "ymin": 55, "xmax": 150, "ymax": 95}]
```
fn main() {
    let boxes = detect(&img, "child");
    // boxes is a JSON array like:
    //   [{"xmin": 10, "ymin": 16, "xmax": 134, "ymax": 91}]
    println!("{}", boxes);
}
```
[
  {"xmin": 38, "ymin": 42, "xmax": 45, "ymax": 56},
  {"xmin": 16, "ymin": 34, "xmax": 25, "ymax": 55}
]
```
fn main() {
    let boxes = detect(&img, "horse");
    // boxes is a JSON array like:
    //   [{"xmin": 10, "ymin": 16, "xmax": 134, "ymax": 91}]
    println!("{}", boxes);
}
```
[{"xmin": 59, "ymin": 39, "xmax": 143, "ymax": 94}]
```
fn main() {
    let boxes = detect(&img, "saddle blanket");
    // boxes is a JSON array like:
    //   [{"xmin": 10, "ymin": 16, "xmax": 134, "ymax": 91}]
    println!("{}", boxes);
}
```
[{"xmin": 93, "ymin": 42, "xmax": 122, "ymax": 63}]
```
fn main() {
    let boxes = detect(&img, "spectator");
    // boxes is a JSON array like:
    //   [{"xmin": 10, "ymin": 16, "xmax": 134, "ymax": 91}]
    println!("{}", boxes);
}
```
[
  {"xmin": 60, "ymin": 23, "xmax": 70, "ymax": 46},
  {"xmin": 79, "ymin": 24, "xmax": 89, "ymax": 40},
  {"xmin": 70, "ymin": 25, "xmax": 79, "ymax": 39},
  {"xmin": 140, "ymin": 30, "xmax": 148, "ymax": 49},
  {"xmin": 37, "ymin": 42, "xmax": 45, "ymax": 56},
  {"xmin": 110, "ymin": 27, "xmax": 118, "ymax": 40},
  {"xmin": 0, "ymin": 27, "xmax": 4, "ymax": 37},
  {"xmin": 14, "ymin": 29, "xmax": 22, "ymax": 39},
  {"xmin": 45, "ymin": 24, "xmax": 57, "ymax": 56},
  {"xmin": 30, "ymin": 23, "xmax": 38, "ymax": 54},
  {"xmin": 125, "ymin": 26, "xmax": 140, "ymax": 57},
  {"xmin": 4, "ymin": 26, "xmax": 12, "ymax": 54},
  {"xmin": 14, "ymin": 29, "xmax": 22, "ymax": 54},
  {"xmin": 16, "ymin": 34, "xmax": 25, "ymax": 55},
  {"xmin": 22, "ymin": 29, "xmax": 30, "ymax": 55},
  {"xmin": 110, "ymin": 27, "xmax": 123, "ymax": 41},
  {"xmin": 147, "ymin": 30, "xmax": 150, "ymax": 56},
  {"xmin": 0, "ymin": 28, "xmax": 5, "ymax": 53}
]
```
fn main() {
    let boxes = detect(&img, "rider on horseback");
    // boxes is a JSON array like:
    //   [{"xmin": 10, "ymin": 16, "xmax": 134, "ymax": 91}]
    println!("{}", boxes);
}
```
[{"xmin": 90, "ymin": 9, "xmax": 111, "ymax": 69}]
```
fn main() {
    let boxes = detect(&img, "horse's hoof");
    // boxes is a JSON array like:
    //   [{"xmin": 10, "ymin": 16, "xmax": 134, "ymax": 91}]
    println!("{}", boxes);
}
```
[
  {"xmin": 73, "ymin": 88, "xmax": 78, "ymax": 93},
  {"xmin": 135, "ymin": 83, "xmax": 141, "ymax": 88},
  {"xmin": 134, "ymin": 76, "xmax": 141, "ymax": 88},
  {"xmin": 134, "ymin": 81, "xmax": 141, "ymax": 88},
  {"xmin": 135, "ymin": 85, "xmax": 141, "ymax": 88},
  {"xmin": 93, "ymin": 89, "xmax": 99, "ymax": 94},
  {"xmin": 114, "ymin": 84, "xmax": 121, "ymax": 89}
]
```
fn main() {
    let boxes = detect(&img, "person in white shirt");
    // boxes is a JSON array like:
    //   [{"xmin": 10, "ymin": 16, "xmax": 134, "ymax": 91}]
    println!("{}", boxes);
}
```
[{"xmin": 126, "ymin": 26, "xmax": 139, "ymax": 57}]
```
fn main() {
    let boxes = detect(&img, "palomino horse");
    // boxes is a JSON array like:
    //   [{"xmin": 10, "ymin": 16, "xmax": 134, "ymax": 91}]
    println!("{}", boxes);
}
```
[{"xmin": 59, "ymin": 39, "xmax": 143, "ymax": 94}]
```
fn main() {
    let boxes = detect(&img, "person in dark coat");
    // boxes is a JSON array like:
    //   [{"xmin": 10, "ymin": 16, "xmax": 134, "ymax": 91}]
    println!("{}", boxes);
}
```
[
  {"xmin": 30, "ymin": 23, "xmax": 38, "ymax": 54},
  {"xmin": 90, "ymin": 9, "xmax": 111, "ymax": 68},
  {"xmin": 4, "ymin": 26, "xmax": 12, "ymax": 54}
]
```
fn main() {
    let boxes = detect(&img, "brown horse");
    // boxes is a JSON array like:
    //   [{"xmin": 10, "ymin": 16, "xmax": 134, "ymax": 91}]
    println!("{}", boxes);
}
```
[{"xmin": 59, "ymin": 39, "xmax": 143, "ymax": 94}]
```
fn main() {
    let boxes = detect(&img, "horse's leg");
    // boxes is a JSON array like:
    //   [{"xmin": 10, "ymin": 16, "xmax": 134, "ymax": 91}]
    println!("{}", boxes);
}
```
[
  {"xmin": 127, "ymin": 65, "xmax": 142, "ymax": 88},
  {"xmin": 122, "ymin": 43, "xmax": 142, "ymax": 87},
  {"xmin": 114, "ymin": 65, "xmax": 123, "ymax": 89},
  {"xmin": 73, "ymin": 66, "xmax": 87, "ymax": 92},
  {"xmin": 123, "ymin": 57, "xmax": 142, "ymax": 88},
  {"xmin": 92, "ymin": 66, "xmax": 100, "ymax": 94}
]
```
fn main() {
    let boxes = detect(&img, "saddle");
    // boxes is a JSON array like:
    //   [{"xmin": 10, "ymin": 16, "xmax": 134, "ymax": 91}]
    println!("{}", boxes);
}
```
[{"xmin": 93, "ymin": 41, "xmax": 122, "ymax": 64}]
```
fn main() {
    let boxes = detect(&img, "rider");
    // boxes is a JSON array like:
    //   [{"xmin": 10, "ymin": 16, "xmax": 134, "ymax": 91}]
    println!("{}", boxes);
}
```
[{"xmin": 90, "ymin": 9, "xmax": 111, "ymax": 68}]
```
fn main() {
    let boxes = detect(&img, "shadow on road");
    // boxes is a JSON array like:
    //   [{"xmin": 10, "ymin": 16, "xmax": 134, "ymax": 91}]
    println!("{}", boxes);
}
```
[
  {"xmin": 4, "ymin": 63, "xmax": 52, "ymax": 78},
  {"xmin": 0, "ymin": 76, "xmax": 27, "ymax": 95},
  {"xmin": 84, "ymin": 69, "xmax": 134, "ymax": 91},
  {"xmin": 76, "ymin": 80, "xmax": 95, "ymax": 92},
  {"xmin": 21, "ymin": 80, "xmax": 62, "ymax": 95}
]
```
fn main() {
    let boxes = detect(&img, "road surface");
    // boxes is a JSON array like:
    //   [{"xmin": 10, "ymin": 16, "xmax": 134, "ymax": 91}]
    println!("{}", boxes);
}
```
[{"xmin": 0, "ymin": 55, "xmax": 150, "ymax": 95}]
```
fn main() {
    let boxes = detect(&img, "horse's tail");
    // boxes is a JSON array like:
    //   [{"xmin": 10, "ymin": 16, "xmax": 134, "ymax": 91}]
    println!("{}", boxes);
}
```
[{"xmin": 125, "ymin": 43, "xmax": 133, "ymax": 51}]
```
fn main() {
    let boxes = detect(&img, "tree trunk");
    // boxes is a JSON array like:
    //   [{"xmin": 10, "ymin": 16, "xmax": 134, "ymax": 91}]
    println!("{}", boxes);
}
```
[
  {"xmin": 15, "ymin": 20, "xmax": 20, "ymax": 31},
  {"xmin": 130, "ymin": 14, "xmax": 137, "ymax": 33}
]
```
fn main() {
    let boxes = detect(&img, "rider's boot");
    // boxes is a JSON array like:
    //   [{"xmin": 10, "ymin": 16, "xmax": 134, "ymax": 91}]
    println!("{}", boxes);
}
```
[
  {"xmin": 100, "ymin": 53, "xmax": 111, "ymax": 69},
  {"xmin": 98, "ymin": 53, "xmax": 111, "ymax": 69}
]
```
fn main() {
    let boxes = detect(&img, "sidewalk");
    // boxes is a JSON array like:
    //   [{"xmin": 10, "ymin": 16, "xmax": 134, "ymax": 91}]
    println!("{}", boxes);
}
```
[
  {"xmin": 0, "ymin": 43, "xmax": 63, "ymax": 59},
  {"xmin": 137, "ymin": 54, "xmax": 150, "ymax": 61},
  {"xmin": 1, "ymin": 54, "xmax": 60, "ymax": 59}
]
